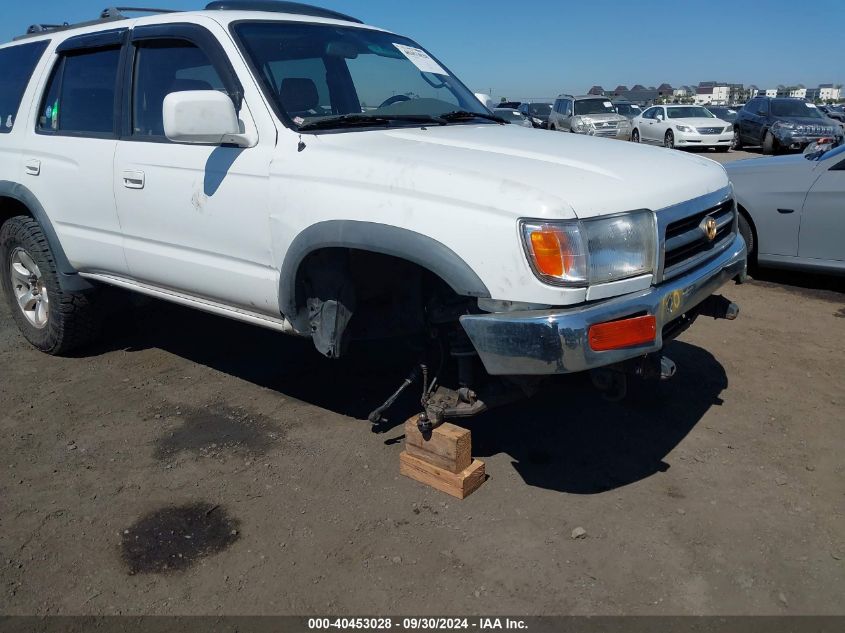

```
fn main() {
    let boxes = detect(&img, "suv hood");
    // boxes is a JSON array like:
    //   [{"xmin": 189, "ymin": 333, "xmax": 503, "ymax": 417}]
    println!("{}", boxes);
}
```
[{"xmin": 308, "ymin": 124, "xmax": 728, "ymax": 219}]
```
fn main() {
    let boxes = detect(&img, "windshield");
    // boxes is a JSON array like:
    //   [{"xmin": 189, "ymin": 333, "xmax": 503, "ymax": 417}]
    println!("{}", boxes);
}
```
[
  {"xmin": 233, "ymin": 22, "xmax": 488, "ymax": 129},
  {"xmin": 528, "ymin": 103, "xmax": 552, "ymax": 115},
  {"xmin": 667, "ymin": 106, "xmax": 714, "ymax": 119},
  {"xmin": 771, "ymin": 100, "xmax": 825, "ymax": 118},
  {"xmin": 494, "ymin": 110, "xmax": 525, "ymax": 122},
  {"xmin": 615, "ymin": 104, "xmax": 642, "ymax": 116},
  {"xmin": 574, "ymin": 99, "xmax": 616, "ymax": 115},
  {"xmin": 708, "ymin": 107, "xmax": 737, "ymax": 121}
]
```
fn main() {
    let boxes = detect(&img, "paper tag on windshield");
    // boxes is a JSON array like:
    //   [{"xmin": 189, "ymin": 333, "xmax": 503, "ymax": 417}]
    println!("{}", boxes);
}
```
[
  {"xmin": 603, "ymin": 101, "xmax": 613, "ymax": 108},
  {"xmin": 393, "ymin": 44, "xmax": 447, "ymax": 76},
  {"xmin": 806, "ymin": 103, "xmax": 817, "ymax": 108}
]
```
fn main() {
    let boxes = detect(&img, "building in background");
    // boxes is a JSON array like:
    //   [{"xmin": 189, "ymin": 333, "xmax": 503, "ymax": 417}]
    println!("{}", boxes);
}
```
[
  {"xmin": 818, "ymin": 84, "xmax": 842, "ymax": 102},
  {"xmin": 788, "ymin": 85, "xmax": 807, "ymax": 99},
  {"xmin": 694, "ymin": 82, "xmax": 730, "ymax": 105}
]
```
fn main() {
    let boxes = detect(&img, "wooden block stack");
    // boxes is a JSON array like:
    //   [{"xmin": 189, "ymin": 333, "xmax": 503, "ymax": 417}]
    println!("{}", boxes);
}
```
[{"xmin": 400, "ymin": 418, "xmax": 486, "ymax": 499}]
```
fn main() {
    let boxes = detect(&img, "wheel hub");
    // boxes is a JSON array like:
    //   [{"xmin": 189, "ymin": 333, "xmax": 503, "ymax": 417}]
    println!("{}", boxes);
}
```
[{"xmin": 9, "ymin": 247, "xmax": 49, "ymax": 329}]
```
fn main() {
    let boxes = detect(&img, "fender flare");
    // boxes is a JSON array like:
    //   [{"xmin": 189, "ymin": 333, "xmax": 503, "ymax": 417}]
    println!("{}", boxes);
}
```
[
  {"xmin": 0, "ymin": 180, "xmax": 93, "ymax": 292},
  {"xmin": 279, "ymin": 220, "xmax": 491, "ymax": 319}
]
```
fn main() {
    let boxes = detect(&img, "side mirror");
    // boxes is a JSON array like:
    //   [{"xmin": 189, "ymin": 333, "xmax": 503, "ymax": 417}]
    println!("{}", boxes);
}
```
[{"xmin": 163, "ymin": 91, "xmax": 255, "ymax": 147}]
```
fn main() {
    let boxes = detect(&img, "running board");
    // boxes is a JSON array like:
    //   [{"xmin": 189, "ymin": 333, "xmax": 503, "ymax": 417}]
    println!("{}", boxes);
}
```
[{"xmin": 79, "ymin": 273, "xmax": 300, "ymax": 335}]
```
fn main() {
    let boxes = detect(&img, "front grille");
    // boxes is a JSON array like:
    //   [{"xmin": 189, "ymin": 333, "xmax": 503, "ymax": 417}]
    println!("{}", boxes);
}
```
[
  {"xmin": 796, "ymin": 124, "xmax": 836, "ymax": 135},
  {"xmin": 697, "ymin": 127, "xmax": 723, "ymax": 135},
  {"xmin": 662, "ymin": 199, "xmax": 736, "ymax": 279}
]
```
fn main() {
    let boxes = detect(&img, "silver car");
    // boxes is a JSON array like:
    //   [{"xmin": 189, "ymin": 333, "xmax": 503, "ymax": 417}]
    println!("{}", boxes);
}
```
[
  {"xmin": 726, "ymin": 141, "xmax": 845, "ymax": 273},
  {"xmin": 549, "ymin": 95, "xmax": 631, "ymax": 139}
]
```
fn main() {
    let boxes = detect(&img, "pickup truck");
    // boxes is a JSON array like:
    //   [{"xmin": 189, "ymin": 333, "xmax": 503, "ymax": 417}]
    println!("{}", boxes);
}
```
[{"xmin": 0, "ymin": 1, "xmax": 747, "ymax": 425}]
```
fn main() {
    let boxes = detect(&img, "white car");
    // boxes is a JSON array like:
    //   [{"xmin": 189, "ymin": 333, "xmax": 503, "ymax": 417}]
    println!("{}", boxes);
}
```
[
  {"xmin": 0, "ymin": 3, "xmax": 746, "ymax": 419},
  {"xmin": 632, "ymin": 105, "xmax": 734, "ymax": 151}
]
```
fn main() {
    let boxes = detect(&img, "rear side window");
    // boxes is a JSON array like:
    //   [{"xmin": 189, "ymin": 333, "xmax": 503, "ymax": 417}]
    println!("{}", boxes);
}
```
[
  {"xmin": 37, "ymin": 47, "xmax": 121, "ymax": 137},
  {"xmin": 0, "ymin": 41, "xmax": 49, "ymax": 134}
]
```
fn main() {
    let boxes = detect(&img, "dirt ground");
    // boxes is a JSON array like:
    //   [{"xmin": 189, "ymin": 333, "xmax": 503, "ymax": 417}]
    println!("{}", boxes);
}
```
[{"xmin": 1, "ymin": 261, "xmax": 843, "ymax": 616}]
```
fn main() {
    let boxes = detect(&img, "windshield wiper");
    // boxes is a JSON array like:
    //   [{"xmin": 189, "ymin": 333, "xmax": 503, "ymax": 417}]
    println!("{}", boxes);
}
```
[
  {"xmin": 440, "ymin": 110, "xmax": 508, "ymax": 124},
  {"xmin": 298, "ymin": 114, "xmax": 447, "ymax": 131}
]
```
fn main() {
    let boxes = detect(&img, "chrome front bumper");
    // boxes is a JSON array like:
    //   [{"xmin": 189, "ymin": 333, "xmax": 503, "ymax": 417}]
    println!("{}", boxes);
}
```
[{"xmin": 460, "ymin": 234, "xmax": 747, "ymax": 376}]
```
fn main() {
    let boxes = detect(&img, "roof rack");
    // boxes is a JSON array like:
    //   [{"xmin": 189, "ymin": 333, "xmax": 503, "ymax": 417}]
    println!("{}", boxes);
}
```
[
  {"xmin": 100, "ymin": 7, "xmax": 179, "ymax": 19},
  {"xmin": 16, "ymin": 6, "xmax": 175, "ymax": 40},
  {"xmin": 204, "ymin": 1, "xmax": 363, "ymax": 24},
  {"xmin": 14, "ymin": 1, "xmax": 361, "ymax": 41}
]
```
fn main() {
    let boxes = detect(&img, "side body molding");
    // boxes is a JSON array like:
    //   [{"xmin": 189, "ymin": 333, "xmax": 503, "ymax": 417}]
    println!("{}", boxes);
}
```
[
  {"xmin": 0, "ymin": 181, "xmax": 93, "ymax": 292},
  {"xmin": 279, "ymin": 220, "xmax": 491, "ymax": 322}
]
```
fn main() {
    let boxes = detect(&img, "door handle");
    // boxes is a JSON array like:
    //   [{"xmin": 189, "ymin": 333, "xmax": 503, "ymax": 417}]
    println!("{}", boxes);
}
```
[
  {"xmin": 25, "ymin": 160, "xmax": 41, "ymax": 176},
  {"xmin": 122, "ymin": 170, "xmax": 145, "ymax": 190}
]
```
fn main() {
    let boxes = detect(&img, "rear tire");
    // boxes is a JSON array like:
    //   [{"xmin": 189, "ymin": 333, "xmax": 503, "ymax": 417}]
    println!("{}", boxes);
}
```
[
  {"xmin": 0, "ymin": 216, "xmax": 100, "ymax": 355},
  {"xmin": 631, "ymin": 129, "xmax": 640, "ymax": 143},
  {"xmin": 762, "ymin": 131, "xmax": 776, "ymax": 155}
]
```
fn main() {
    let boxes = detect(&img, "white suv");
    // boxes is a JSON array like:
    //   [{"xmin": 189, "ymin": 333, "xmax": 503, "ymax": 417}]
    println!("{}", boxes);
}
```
[{"xmin": 0, "ymin": 2, "xmax": 746, "ymax": 415}]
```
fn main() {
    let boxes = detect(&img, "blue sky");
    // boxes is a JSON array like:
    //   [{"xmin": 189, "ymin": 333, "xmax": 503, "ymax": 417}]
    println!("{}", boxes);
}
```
[{"xmin": 4, "ymin": 0, "xmax": 843, "ymax": 99}]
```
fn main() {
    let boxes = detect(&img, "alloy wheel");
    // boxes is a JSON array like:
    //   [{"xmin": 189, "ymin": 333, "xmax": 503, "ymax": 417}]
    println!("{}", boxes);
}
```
[{"xmin": 10, "ymin": 247, "xmax": 49, "ymax": 329}]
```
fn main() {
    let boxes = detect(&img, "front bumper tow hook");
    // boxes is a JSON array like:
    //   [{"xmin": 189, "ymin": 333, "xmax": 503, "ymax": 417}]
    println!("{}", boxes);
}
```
[
  {"xmin": 659, "ymin": 356, "xmax": 677, "ymax": 381},
  {"xmin": 699, "ymin": 294, "xmax": 740, "ymax": 321}
]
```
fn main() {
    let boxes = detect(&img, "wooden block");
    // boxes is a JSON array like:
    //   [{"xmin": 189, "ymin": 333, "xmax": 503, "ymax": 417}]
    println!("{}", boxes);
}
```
[
  {"xmin": 404, "ymin": 419, "xmax": 472, "ymax": 474},
  {"xmin": 400, "ymin": 451, "xmax": 486, "ymax": 499}
]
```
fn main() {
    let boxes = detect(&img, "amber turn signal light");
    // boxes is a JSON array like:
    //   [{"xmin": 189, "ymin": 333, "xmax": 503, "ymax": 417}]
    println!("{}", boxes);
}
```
[
  {"xmin": 589, "ymin": 315, "xmax": 657, "ymax": 352},
  {"xmin": 529, "ymin": 230, "xmax": 564, "ymax": 277}
]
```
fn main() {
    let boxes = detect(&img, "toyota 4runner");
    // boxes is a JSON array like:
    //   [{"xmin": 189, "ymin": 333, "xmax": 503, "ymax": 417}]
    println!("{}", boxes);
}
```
[{"xmin": 0, "ymin": 1, "xmax": 747, "ymax": 422}]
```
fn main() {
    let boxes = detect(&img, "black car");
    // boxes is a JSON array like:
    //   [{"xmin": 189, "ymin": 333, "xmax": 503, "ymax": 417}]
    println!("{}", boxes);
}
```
[
  {"xmin": 819, "ymin": 105, "xmax": 845, "ymax": 123},
  {"xmin": 517, "ymin": 101, "xmax": 553, "ymax": 128},
  {"xmin": 734, "ymin": 96, "xmax": 843, "ymax": 154}
]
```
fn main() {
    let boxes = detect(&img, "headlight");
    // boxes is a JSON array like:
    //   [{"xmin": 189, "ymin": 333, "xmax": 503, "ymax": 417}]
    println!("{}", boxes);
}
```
[
  {"xmin": 521, "ymin": 211, "xmax": 656, "ymax": 287},
  {"xmin": 724, "ymin": 126, "xmax": 734, "ymax": 134},
  {"xmin": 675, "ymin": 124, "xmax": 696, "ymax": 133},
  {"xmin": 571, "ymin": 116, "xmax": 593, "ymax": 133},
  {"xmin": 772, "ymin": 121, "xmax": 796, "ymax": 130}
]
